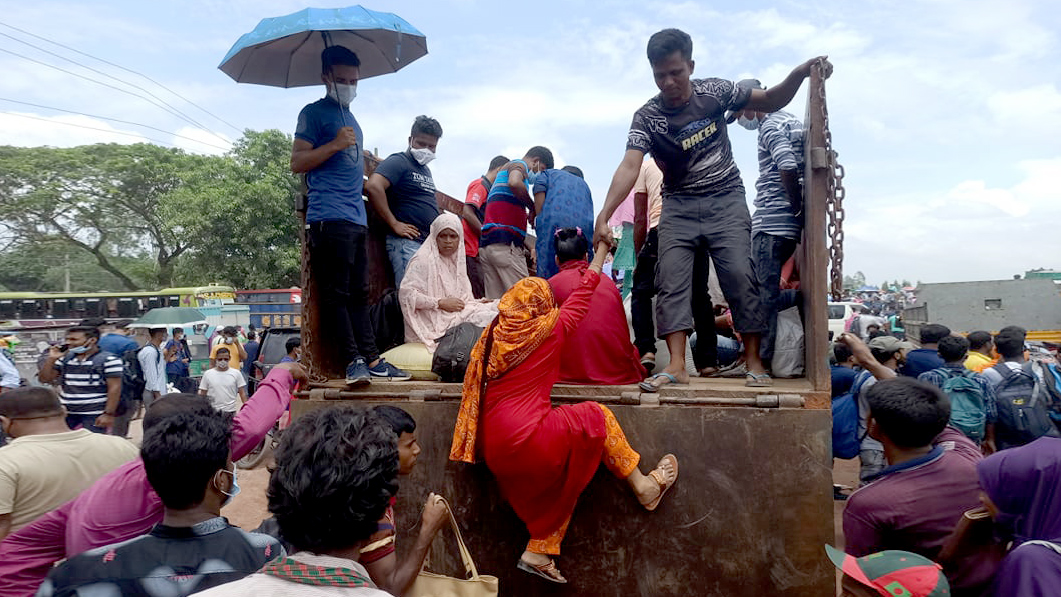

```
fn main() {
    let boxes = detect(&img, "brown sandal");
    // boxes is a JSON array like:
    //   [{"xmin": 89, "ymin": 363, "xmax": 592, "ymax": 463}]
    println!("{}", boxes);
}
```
[
  {"xmin": 518, "ymin": 557, "xmax": 568, "ymax": 583},
  {"xmin": 641, "ymin": 454, "xmax": 679, "ymax": 511}
]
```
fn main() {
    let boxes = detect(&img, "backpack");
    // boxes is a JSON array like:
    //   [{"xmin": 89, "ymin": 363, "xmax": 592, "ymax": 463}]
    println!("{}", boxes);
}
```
[
  {"xmin": 938, "ymin": 368, "xmax": 987, "ymax": 442},
  {"xmin": 993, "ymin": 362, "xmax": 1060, "ymax": 450},
  {"xmin": 432, "ymin": 322, "xmax": 485, "ymax": 383},
  {"xmin": 120, "ymin": 345, "xmax": 160, "ymax": 411},
  {"xmin": 832, "ymin": 370, "xmax": 872, "ymax": 459}
]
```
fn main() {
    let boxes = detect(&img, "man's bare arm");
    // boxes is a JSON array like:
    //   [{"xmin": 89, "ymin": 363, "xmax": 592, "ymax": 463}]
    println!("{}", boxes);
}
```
[
  {"xmin": 594, "ymin": 149, "xmax": 644, "ymax": 246},
  {"xmin": 745, "ymin": 57, "xmax": 832, "ymax": 113},
  {"xmin": 461, "ymin": 204, "xmax": 483, "ymax": 237},
  {"xmin": 633, "ymin": 191, "xmax": 649, "ymax": 254},
  {"xmin": 290, "ymin": 126, "xmax": 356, "ymax": 173}
]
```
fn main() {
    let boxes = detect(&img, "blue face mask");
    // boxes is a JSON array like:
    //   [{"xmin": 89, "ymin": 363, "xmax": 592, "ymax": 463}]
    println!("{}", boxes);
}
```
[
  {"xmin": 525, "ymin": 168, "xmax": 539, "ymax": 187},
  {"xmin": 69, "ymin": 345, "xmax": 90, "ymax": 354},
  {"xmin": 217, "ymin": 464, "xmax": 241, "ymax": 507}
]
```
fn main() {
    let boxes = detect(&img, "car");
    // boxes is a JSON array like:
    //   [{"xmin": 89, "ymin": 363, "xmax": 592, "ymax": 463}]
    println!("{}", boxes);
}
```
[
  {"xmin": 246, "ymin": 326, "xmax": 300, "ymax": 395},
  {"xmin": 828, "ymin": 302, "xmax": 861, "ymax": 340}
]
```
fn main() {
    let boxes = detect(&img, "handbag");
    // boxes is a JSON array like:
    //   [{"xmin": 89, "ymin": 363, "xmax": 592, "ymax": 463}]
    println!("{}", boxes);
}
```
[
  {"xmin": 432, "ymin": 323, "xmax": 485, "ymax": 383},
  {"xmin": 408, "ymin": 497, "xmax": 499, "ymax": 597}
]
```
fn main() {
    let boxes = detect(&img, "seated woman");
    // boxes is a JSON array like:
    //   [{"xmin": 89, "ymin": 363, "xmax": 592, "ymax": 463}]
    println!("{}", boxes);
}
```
[
  {"xmin": 547, "ymin": 228, "xmax": 644, "ymax": 385},
  {"xmin": 978, "ymin": 436, "xmax": 1061, "ymax": 596},
  {"xmin": 450, "ymin": 240, "xmax": 678, "ymax": 584},
  {"xmin": 399, "ymin": 213, "xmax": 498, "ymax": 351}
]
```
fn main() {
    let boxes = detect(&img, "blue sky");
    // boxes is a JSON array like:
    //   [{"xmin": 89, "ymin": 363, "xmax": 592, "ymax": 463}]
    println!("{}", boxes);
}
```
[{"xmin": 1, "ymin": 0, "xmax": 1059, "ymax": 285}]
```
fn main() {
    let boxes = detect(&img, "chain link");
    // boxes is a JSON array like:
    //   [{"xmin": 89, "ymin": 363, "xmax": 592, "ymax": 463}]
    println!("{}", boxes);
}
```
[{"xmin": 817, "ymin": 58, "xmax": 846, "ymax": 301}]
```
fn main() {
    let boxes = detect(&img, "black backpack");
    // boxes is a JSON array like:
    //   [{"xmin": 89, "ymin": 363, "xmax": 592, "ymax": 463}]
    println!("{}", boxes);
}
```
[
  {"xmin": 993, "ymin": 362, "xmax": 1060, "ymax": 450},
  {"xmin": 120, "ymin": 346, "xmax": 160, "ymax": 410},
  {"xmin": 432, "ymin": 322, "xmax": 485, "ymax": 383}
]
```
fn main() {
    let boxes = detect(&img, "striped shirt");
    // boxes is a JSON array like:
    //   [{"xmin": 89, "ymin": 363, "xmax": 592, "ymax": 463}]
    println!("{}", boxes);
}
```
[
  {"xmin": 481, "ymin": 160, "xmax": 533, "ymax": 247},
  {"xmin": 53, "ymin": 351, "xmax": 123, "ymax": 415},
  {"xmin": 751, "ymin": 110, "xmax": 804, "ymax": 240}
]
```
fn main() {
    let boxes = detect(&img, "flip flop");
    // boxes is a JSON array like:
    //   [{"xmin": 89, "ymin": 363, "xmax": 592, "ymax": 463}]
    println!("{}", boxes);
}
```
[
  {"xmin": 745, "ymin": 371, "xmax": 774, "ymax": 387},
  {"xmin": 639, "ymin": 371, "xmax": 683, "ymax": 392},
  {"xmin": 642, "ymin": 453, "xmax": 678, "ymax": 511},
  {"xmin": 720, "ymin": 362, "xmax": 749, "ymax": 378},
  {"xmin": 518, "ymin": 558, "xmax": 567, "ymax": 584},
  {"xmin": 699, "ymin": 366, "xmax": 722, "ymax": 378},
  {"xmin": 640, "ymin": 355, "xmax": 657, "ymax": 374}
]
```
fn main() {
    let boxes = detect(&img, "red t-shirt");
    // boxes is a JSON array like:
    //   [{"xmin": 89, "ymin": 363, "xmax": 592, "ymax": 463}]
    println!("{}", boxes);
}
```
[{"xmin": 463, "ymin": 177, "xmax": 490, "ymax": 257}]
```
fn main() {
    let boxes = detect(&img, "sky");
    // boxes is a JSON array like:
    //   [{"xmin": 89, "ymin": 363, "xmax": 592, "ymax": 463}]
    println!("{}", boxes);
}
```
[{"xmin": 1, "ymin": 0, "xmax": 1059, "ymax": 286}]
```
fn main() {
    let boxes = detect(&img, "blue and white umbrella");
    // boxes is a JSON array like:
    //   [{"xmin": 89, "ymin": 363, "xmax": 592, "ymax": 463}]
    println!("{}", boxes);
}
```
[{"xmin": 219, "ymin": 5, "xmax": 428, "ymax": 87}]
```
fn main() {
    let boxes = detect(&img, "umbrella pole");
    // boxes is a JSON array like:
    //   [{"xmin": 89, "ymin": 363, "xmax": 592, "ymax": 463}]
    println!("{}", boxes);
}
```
[{"xmin": 321, "ymin": 31, "xmax": 349, "ymax": 129}]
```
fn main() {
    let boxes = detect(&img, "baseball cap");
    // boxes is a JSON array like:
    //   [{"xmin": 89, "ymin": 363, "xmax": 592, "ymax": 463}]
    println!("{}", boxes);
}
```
[
  {"xmin": 725, "ymin": 78, "xmax": 766, "ymax": 123},
  {"xmin": 867, "ymin": 336, "xmax": 914, "ymax": 353},
  {"xmin": 825, "ymin": 545, "xmax": 950, "ymax": 597}
]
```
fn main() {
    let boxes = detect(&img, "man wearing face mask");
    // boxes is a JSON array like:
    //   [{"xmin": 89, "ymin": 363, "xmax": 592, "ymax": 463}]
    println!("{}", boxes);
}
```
[
  {"xmin": 199, "ymin": 348, "xmax": 248, "ymax": 413},
  {"xmin": 38, "ymin": 325, "xmax": 123, "ymax": 434},
  {"xmin": 291, "ymin": 46, "xmax": 408, "ymax": 385},
  {"xmin": 39, "ymin": 396, "xmax": 284, "ymax": 597},
  {"xmin": 366, "ymin": 115, "xmax": 444, "ymax": 287},
  {"xmin": 479, "ymin": 147, "xmax": 555, "ymax": 299},
  {"xmin": 727, "ymin": 79, "xmax": 806, "ymax": 371}
]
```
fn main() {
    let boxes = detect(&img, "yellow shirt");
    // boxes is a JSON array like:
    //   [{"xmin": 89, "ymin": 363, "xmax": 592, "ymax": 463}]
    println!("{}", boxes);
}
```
[
  {"xmin": 964, "ymin": 351, "xmax": 997, "ymax": 373},
  {"xmin": 211, "ymin": 340, "xmax": 244, "ymax": 371}
]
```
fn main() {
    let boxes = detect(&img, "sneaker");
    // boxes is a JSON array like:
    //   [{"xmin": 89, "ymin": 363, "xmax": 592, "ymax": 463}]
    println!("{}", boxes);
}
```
[
  {"xmin": 345, "ymin": 358, "xmax": 371, "ymax": 386},
  {"xmin": 368, "ymin": 358, "xmax": 411, "ymax": 381}
]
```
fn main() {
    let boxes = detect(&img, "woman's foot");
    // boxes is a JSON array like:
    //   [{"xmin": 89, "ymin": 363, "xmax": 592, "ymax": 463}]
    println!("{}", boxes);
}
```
[
  {"xmin": 518, "ymin": 551, "xmax": 567, "ymax": 583},
  {"xmin": 635, "ymin": 454, "xmax": 679, "ymax": 511},
  {"xmin": 639, "ymin": 369, "xmax": 689, "ymax": 392}
]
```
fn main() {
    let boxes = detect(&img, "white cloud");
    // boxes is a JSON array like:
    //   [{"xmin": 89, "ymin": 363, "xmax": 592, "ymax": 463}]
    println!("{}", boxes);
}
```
[{"xmin": 0, "ymin": 112, "xmax": 150, "ymax": 147}]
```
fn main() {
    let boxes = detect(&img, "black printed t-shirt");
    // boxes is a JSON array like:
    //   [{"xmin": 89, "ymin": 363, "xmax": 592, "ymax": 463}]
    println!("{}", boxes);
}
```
[
  {"xmin": 374, "ymin": 150, "xmax": 439, "ymax": 242},
  {"xmin": 626, "ymin": 78, "xmax": 751, "ymax": 198}
]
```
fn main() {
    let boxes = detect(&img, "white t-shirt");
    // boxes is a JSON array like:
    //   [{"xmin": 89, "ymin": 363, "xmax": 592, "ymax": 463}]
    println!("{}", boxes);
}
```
[{"xmin": 199, "ymin": 367, "xmax": 246, "ymax": 412}]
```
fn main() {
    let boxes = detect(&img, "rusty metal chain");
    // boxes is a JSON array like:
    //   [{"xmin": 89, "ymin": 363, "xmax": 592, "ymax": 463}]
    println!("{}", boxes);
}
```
[
  {"xmin": 297, "ymin": 176, "xmax": 329, "ymax": 384},
  {"xmin": 817, "ymin": 58, "xmax": 846, "ymax": 301}
]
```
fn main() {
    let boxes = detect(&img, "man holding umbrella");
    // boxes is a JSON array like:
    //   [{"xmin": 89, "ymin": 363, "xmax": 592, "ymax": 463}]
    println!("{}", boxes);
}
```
[{"xmin": 291, "ymin": 45, "xmax": 409, "ymax": 384}]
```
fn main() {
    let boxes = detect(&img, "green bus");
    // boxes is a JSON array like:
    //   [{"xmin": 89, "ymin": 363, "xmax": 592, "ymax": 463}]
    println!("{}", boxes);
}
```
[{"xmin": 0, "ymin": 284, "xmax": 236, "ymax": 324}]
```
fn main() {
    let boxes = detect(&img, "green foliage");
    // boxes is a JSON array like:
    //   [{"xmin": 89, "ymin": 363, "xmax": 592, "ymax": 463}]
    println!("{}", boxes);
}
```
[{"xmin": 0, "ymin": 130, "xmax": 301, "ymax": 291}]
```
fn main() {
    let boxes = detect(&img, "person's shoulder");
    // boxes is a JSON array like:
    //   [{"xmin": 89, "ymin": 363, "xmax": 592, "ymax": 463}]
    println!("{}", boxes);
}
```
[
  {"xmin": 691, "ymin": 77, "xmax": 734, "ymax": 96},
  {"xmin": 633, "ymin": 94, "xmax": 663, "ymax": 117},
  {"xmin": 229, "ymin": 527, "xmax": 286, "ymax": 558}
]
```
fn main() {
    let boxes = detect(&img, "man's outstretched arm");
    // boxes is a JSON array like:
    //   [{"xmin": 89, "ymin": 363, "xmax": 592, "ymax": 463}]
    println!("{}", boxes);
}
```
[
  {"xmin": 745, "ymin": 56, "xmax": 832, "ymax": 113},
  {"xmin": 594, "ymin": 149, "xmax": 645, "ymax": 246}
]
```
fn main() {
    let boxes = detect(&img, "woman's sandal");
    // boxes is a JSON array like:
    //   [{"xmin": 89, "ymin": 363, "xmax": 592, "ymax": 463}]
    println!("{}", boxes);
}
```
[
  {"xmin": 745, "ymin": 371, "xmax": 774, "ymax": 387},
  {"xmin": 641, "ymin": 453, "xmax": 679, "ymax": 511},
  {"xmin": 639, "ymin": 372, "xmax": 683, "ymax": 392},
  {"xmin": 518, "ymin": 558, "xmax": 568, "ymax": 583}
]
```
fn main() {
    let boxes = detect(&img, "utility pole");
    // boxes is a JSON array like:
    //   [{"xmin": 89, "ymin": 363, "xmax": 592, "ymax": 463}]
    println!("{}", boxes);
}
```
[{"xmin": 64, "ymin": 253, "xmax": 71, "ymax": 293}]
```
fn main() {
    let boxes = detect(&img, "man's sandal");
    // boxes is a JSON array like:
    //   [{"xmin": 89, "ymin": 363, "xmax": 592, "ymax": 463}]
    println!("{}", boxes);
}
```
[
  {"xmin": 745, "ymin": 371, "xmax": 774, "ymax": 387},
  {"xmin": 641, "ymin": 453, "xmax": 679, "ymax": 511},
  {"xmin": 518, "ymin": 558, "xmax": 568, "ymax": 583}
]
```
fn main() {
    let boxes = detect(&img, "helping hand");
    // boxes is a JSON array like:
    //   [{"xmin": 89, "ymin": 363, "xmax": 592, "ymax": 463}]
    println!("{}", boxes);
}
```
[
  {"xmin": 592, "ymin": 220, "xmax": 614, "ymax": 249},
  {"xmin": 422, "ymin": 492, "xmax": 448, "ymax": 535},
  {"xmin": 805, "ymin": 56, "xmax": 833, "ymax": 79},
  {"xmin": 273, "ymin": 361, "xmax": 309, "ymax": 385}
]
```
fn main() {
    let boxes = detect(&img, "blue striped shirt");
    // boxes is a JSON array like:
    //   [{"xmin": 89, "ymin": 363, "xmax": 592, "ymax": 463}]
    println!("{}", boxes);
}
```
[
  {"xmin": 751, "ymin": 110, "xmax": 804, "ymax": 240},
  {"xmin": 54, "ymin": 351, "xmax": 123, "ymax": 415}
]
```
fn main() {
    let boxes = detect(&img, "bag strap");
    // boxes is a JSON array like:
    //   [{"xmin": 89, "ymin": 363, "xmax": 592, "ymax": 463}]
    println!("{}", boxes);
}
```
[{"xmin": 436, "ymin": 496, "xmax": 481, "ymax": 580}]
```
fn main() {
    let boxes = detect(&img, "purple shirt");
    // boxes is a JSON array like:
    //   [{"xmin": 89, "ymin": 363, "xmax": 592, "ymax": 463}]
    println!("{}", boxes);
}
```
[
  {"xmin": 0, "ymin": 368, "xmax": 294, "ymax": 597},
  {"xmin": 843, "ymin": 426, "xmax": 997, "ymax": 593}
]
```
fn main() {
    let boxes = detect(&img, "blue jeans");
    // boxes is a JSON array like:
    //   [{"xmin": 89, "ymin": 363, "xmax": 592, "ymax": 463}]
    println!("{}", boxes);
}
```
[
  {"xmin": 386, "ymin": 236, "xmax": 422, "ymax": 288},
  {"xmin": 751, "ymin": 232, "xmax": 798, "ymax": 364}
]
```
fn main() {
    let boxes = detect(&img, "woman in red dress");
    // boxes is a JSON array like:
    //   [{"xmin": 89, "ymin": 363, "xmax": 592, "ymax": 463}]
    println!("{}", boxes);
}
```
[{"xmin": 450, "ymin": 240, "xmax": 678, "ymax": 584}]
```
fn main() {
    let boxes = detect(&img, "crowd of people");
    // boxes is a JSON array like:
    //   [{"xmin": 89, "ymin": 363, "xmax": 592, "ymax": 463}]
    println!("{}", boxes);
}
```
[{"xmin": 0, "ymin": 25, "xmax": 1059, "ymax": 597}]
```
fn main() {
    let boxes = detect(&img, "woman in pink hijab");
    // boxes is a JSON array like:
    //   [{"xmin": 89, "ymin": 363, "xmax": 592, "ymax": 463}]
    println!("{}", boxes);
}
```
[{"xmin": 399, "ymin": 212, "xmax": 498, "ymax": 351}]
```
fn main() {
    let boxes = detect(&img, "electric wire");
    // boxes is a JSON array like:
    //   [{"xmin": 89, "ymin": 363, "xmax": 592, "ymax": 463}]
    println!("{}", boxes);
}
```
[{"xmin": 2, "ymin": 112, "xmax": 229, "ymax": 152}]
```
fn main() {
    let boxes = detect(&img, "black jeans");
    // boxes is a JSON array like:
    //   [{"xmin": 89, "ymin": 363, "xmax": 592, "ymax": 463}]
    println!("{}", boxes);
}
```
[
  {"xmin": 631, "ymin": 227, "xmax": 719, "ymax": 369},
  {"xmin": 752, "ymin": 232, "xmax": 798, "ymax": 363},
  {"xmin": 308, "ymin": 220, "xmax": 379, "ymax": 365}
]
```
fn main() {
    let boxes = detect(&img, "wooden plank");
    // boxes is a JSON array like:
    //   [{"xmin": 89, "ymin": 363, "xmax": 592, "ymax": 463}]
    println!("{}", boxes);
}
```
[{"xmin": 801, "ymin": 64, "xmax": 831, "ymax": 394}]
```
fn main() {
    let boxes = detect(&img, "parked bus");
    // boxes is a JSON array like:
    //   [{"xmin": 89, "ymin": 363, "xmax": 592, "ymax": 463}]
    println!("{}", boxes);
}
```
[
  {"xmin": 0, "ymin": 284, "xmax": 236, "ymax": 327},
  {"xmin": 235, "ymin": 287, "xmax": 302, "ymax": 328}
]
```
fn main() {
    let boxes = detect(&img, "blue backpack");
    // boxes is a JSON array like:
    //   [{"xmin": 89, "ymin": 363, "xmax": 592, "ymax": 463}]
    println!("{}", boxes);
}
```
[
  {"xmin": 938, "ymin": 368, "xmax": 987, "ymax": 443},
  {"xmin": 832, "ymin": 371, "xmax": 872, "ymax": 459}
]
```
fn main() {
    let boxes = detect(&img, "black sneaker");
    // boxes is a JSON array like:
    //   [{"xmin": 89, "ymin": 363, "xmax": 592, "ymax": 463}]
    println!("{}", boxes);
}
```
[
  {"xmin": 345, "ymin": 358, "xmax": 370, "ymax": 386},
  {"xmin": 368, "ymin": 358, "xmax": 411, "ymax": 381}
]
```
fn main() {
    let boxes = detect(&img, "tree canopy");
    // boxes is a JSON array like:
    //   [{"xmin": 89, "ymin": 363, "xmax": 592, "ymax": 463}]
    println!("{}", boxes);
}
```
[{"xmin": 0, "ymin": 130, "xmax": 301, "ymax": 291}]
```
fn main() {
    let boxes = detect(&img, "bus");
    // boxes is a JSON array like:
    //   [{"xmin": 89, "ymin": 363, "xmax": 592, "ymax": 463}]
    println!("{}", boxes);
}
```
[
  {"xmin": 0, "ymin": 284, "xmax": 236, "ymax": 326},
  {"xmin": 235, "ymin": 288, "xmax": 302, "ymax": 328}
]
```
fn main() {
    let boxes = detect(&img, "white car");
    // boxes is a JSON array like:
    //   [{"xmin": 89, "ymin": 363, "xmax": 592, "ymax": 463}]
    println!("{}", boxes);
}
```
[{"xmin": 828, "ymin": 302, "xmax": 861, "ymax": 340}]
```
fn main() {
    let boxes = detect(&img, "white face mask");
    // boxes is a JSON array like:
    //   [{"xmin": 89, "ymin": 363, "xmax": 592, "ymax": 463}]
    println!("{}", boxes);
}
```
[
  {"xmin": 738, "ymin": 114, "xmax": 760, "ymax": 130},
  {"xmin": 410, "ymin": 146, "xmax": 436, "ymax": 166},
  {"xmin": 328, "ymin": 81, "xmax": 357, "ymax": 106}
]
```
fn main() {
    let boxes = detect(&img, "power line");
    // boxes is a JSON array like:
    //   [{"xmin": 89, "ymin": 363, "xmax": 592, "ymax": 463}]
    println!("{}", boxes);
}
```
[
  {"xmin": 0, "ymin": 46, "xmax": 232, "ymax": 147},
  {"xmin": 0, "ymin": 20, "xmax": 244, "ymax": 135},
  {"xmin": 0, "ymin": 97, "xmax": 232, "ymax": 151},
  {"xmin": 1, "ymin": 112, "xmax": 228, "ymax": 152}
]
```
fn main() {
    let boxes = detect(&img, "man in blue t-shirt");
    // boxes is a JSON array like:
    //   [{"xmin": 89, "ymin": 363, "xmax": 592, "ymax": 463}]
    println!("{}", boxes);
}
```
[
  {"xmin": 365, "ymin": 116, "xmax": 443, "ymax": 286},
  {"xmin": 290, "ymin": 45, "xmax": 409, "ymax": 385},
  {"xmin": 900, "ymin": 323, "xmax": 949, "ymax": 378}
]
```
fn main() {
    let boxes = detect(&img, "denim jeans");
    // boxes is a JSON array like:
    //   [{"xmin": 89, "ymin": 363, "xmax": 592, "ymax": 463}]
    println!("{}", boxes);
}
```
[
  {"xmin": 308, "ymin": 221, "xmax": 379, "ymax": 365},
  {"xmin": 751, "ymin": 232, "xmax": 798, "ymax": 364},
  {"xmin": 385, "ymin": 235, "xmax": 423, "ymax": 288}
]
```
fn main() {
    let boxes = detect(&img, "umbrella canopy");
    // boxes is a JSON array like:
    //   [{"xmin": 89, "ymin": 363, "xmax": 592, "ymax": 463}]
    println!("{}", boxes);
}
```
[
  {"xmin": 219, "ymin": 5, "xmax": 427, "ymax": 87},
  {"xmin": 128, "ymin": 307, "xmax": 208, "ymax": 329}
]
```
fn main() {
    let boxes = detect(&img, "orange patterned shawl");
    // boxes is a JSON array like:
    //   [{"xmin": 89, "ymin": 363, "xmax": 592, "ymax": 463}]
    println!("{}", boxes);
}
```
[{"xmin": 449, "ymin": 277, "xmax": 560, "ymax": 463}]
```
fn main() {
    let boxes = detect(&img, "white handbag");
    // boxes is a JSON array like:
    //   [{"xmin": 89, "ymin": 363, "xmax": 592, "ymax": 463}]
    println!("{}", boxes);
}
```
[{"xmin": 407, "ymin": 497, "xmax": 499, "ymax": 597}]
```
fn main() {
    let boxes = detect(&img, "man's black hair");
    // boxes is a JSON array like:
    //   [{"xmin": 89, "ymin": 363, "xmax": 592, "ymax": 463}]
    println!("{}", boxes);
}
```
[
  {"xmin": 967, "ymin": 331, "xmax": 993, "ymax": 351},
  {"xmin": 79, "ymin": 317, "xmax": 107, "ymax": 328},
  {"xmin": 143, "ymin": 393, "xmax": 222, "ymax": 433},
  {"xmin": 321, "ymin": 45, "xmax": 361, "ymax": 75},
  {"xmin": 647, "ymin": 28, "xmax": 693, "ymax": 64},
  {"xmin": 373, "ymin": 405, "xmax": 416, "ymax": 436},
  {"xmin": 148, "ymin": 327, "xmax": 166, "ymax": 337},
  {"xmin": 247, "ymin": 331, "xmax": 256, "ymax": 341},
  {"xmin": 867, "ymin": 330, "xmax": 890, "ymax": 340},
  {"xmin": 488, "ymin": 155, "xmax": 510, "ymax": 171},
  {"xmin": 172, "ymin": 327, "xmax": 184, "ymax": 335},
  {"xmin": 525, "ymin": 146, "xmax": 554, "ymax": 170},
  {"xmin": 268, "ymin": 406, "xmax": 398, "ymax": 553},
  {"xmin": 411, "ymin": 115, "xmax": 443, "ymax": 139},
  {"xmin": 833, "ymin": 342, "xmax": 854, "ymax": 364},
  {"xmin": 919, "ymin": 323, "xmax": 951, "ymax": 345},
  {"xmin": 215, "ymin": 347, "xmax": 231, "ymax": 358},
  {"xmin": 141, "ymin": 401, "xmax": 232, "ymax": 510},
  {"xmin": 561, "ymin": 165, "xmax": 584, "ymax": 179},
  {"xmin": 285, "ymin": 336, "xmax": 302, "ymax": 354},
  {"xmin": 995, "ymin": 326, "xmax": 1027, "ymax": 359},
  {"xmin": 937, "ymin": 335, "xmax": 970, "ymax": 363},
  {"xmin": 554, "ymin": 227, "xmax": 589, "ymax": 265},
  {"xmin": 66, "ymin": 325, "xmax": 100, "ymax": 341},
  {"xmin": 866, "ymin": 378, "xmax": 950, "ymax": 449},
  {"xmin": 222, "ymin": 326, "xmax": 238, "ymax": 336},
  {"xmin": 0, "ymin": 386, "xmax": 63, "ymax": 418}
]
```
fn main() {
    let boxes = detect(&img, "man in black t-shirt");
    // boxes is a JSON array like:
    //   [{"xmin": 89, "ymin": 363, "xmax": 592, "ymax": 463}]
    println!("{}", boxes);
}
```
[
  {"xmin": 594, "ymin": 28, "xmax": 831, "ymax": 389},
  {"xmin": 366, "ymin": 115, "xmax": 443, "ymax": 286}
]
